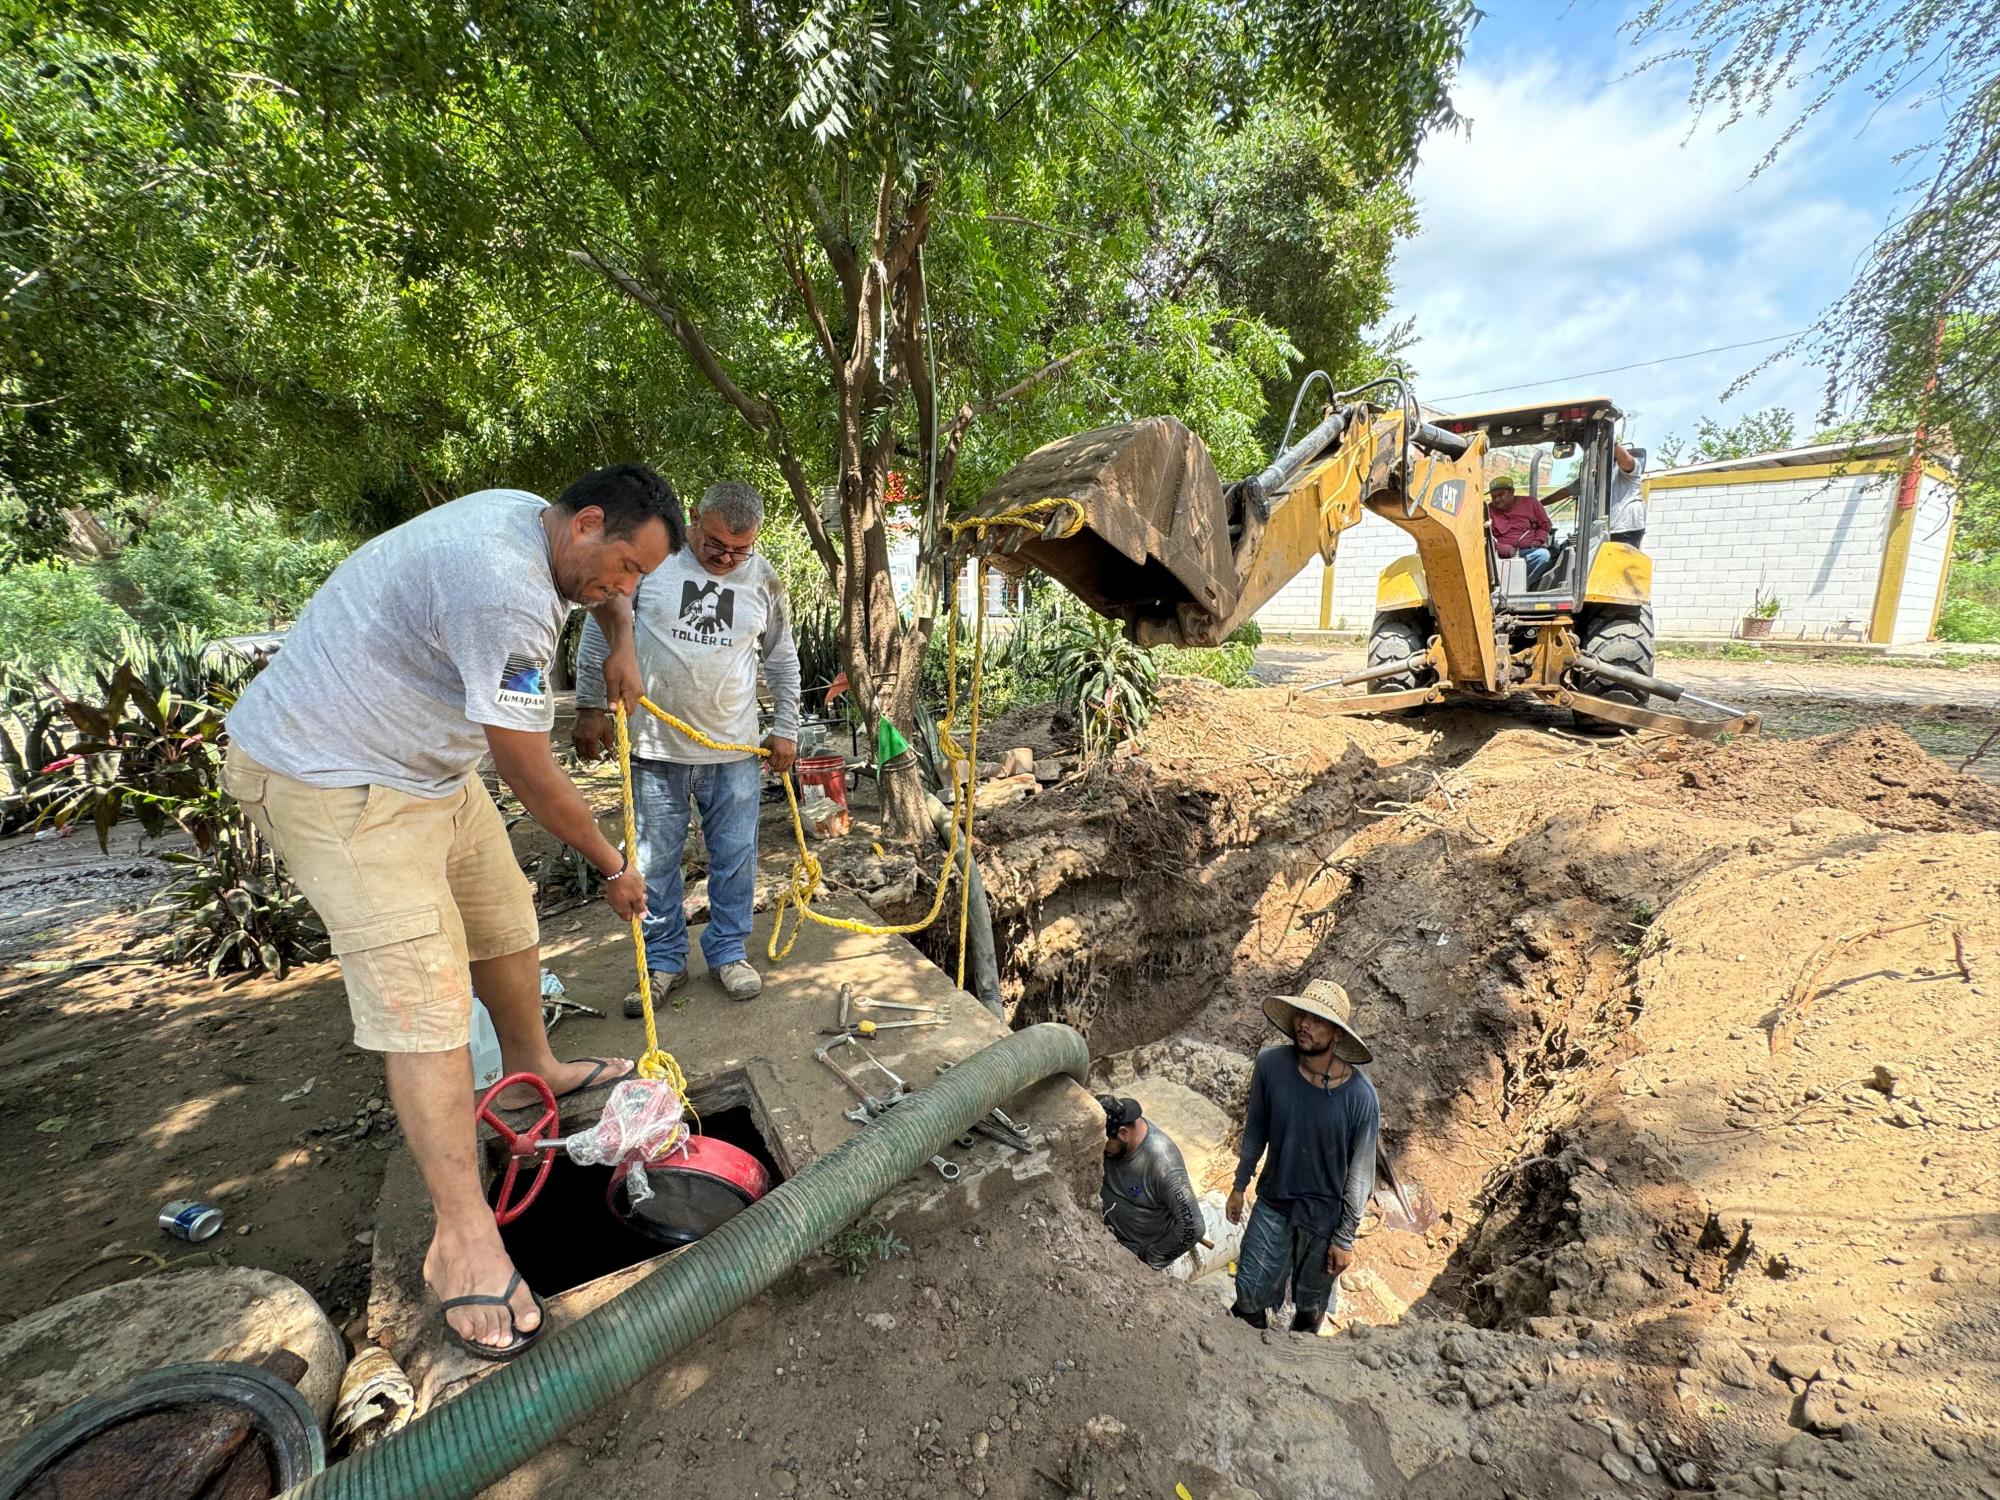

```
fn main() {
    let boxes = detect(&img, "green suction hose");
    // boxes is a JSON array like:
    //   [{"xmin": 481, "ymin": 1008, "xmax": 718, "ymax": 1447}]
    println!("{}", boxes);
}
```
[{"xmin": 285, "ymin": 1022, "xmax": 1089, "ymax": 1500}]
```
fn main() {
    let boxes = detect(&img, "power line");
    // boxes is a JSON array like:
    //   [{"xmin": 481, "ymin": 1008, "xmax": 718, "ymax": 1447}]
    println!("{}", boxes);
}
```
[{"xmin": 1431, "ymin": 330, "xmax": 1809, "ymax": 405}]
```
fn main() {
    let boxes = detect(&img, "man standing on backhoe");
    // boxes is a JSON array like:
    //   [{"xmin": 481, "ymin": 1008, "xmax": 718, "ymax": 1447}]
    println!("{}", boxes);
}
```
[{"xmin": 1227, "ymin": 979, "xmax": 1379, "ymax": 1334}]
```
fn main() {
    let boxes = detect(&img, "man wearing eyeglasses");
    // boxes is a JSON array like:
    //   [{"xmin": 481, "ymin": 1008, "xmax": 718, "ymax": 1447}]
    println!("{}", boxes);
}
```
[{"xmin": 573, "ymin": 481, "xmax": 801, "ymax": 1006}]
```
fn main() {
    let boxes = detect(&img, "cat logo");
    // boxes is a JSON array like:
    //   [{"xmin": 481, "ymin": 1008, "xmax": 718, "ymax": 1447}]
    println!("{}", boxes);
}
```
[{"xmin": 1427, "ymin": 479, "xmax": 1466, "ymax": 516}]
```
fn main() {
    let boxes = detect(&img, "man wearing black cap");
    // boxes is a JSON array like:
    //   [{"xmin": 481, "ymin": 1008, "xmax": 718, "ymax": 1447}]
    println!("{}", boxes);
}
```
[
  {"xmin": 1097, "ymin": 1094, "xmax": 1204, "ymax": 1270},
  {"xmin": 1226, "ymin": 978, "xmax": 1379, "ymax": 1333}
]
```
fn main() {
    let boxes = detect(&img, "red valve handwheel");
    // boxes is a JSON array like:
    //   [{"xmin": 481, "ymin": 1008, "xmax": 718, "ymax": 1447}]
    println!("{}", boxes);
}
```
[{"xmin": 476, "ymin": 1071, "xmax": 560, "ymax": 1226}]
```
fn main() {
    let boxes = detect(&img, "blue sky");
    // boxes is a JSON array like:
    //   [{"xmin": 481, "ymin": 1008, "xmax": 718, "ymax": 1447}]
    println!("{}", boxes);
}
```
[{"xmin": 1391, "ymin": 0, "xmax": 1932, "ymax": 454}]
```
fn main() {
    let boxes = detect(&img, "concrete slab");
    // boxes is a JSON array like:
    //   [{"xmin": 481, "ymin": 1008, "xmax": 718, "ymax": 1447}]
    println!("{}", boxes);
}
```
[{"xmin": 365, "ymin": 887, "xmax": 1099, "ymax": 1412}]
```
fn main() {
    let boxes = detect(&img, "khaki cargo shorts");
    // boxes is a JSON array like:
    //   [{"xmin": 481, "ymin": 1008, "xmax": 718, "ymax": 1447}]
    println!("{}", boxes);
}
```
[{"xmin": 223, "ymin": 745, "xmax": 538, "ymax": 1052}]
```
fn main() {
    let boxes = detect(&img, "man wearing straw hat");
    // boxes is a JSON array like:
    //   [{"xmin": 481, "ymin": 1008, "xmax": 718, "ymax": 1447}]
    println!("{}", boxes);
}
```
[{"xmin": 1226, "ymin": 978, "xmax": 1379, "ymax": 1333}]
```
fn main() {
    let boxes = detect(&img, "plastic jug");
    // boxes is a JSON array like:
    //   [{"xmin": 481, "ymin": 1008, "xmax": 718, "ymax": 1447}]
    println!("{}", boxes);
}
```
[{"xmin": 470, "ymin": 997, "xmax": 503, "ymax": 1090}]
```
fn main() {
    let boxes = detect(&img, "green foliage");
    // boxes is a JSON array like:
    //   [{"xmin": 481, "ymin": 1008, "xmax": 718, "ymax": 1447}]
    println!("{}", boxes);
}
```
[
  {"xmin": 1628, "ymin": 1, "xmax": 1996, "ymax": 516},
  {"xmin": 1937, "ymin": 555, "xmax": 2000, "ymax": 642},
  {"xmin": 1050, "ymin": 613, "xmax": 1160, "ymax": 759},
  {"xmin": 821, "ymin": 1216, "xmax": 909, "ymax": 1277},
  {"xmin": 0, "ymin": 561, "xmax": 125, "ymax": 672},
  {"xmin": 0, "ymin": 488, "xmax": 350, "ymax": 676},
  {"xmin": 1655, "ymin": 407, "xmax": 1797, "ymax": 468},
  {"xmin": 1154, "ymin": 640, "xmax": 1257, "ymax": 688},
  {"xmin": 38, "ymin": 633, "xmax": 324, "ymax": 976},
  {"xmin": 0, "ymin": 664, "xmax": 71, "ymax": 830}
]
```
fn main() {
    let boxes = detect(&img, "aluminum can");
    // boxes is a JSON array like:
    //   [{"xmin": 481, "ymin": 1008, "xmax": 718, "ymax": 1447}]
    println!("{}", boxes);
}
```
[{"xmin": 159, "ymin": 1199, "xmax": 223, "ymax": 1242}]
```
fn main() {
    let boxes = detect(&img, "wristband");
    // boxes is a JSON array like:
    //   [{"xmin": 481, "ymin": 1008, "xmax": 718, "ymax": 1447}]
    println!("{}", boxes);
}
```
[{"xmin": 599, "ymin": 859, "xmax": 628, "ymax": 882}]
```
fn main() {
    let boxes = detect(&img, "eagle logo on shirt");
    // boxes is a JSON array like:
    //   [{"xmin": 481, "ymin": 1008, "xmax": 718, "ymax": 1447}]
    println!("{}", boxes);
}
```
[
  {"xmin": 496, "ymin": 653, "xmax": 548, "ymax": 708},
  {"xmin": 676, "ymin": 580, "xmax": 736, "ymax": 643}
]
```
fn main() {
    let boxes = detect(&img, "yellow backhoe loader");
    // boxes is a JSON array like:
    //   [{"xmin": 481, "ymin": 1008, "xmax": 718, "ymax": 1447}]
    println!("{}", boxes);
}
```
[{"xmin": 966, "ymin": 379, "xmax": 1758, "ymax": 737}]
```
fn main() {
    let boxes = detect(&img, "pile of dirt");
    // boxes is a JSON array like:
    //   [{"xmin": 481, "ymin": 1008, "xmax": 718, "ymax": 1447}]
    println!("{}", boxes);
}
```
[
  {"xmin": 968, "ymin": 699, "xmax": 2000, "ymax": 1496},
  {"xmin": 969, "ymin": 681, "xmax": 1422, "ymax": 1052},
  {"xmin": 1638, "ymin": 722, "xmax": 2000, "ymax": 832}
]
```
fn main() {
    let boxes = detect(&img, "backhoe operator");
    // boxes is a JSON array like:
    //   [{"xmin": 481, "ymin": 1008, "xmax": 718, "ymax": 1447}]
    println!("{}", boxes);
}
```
[{"xmin": 1488, "ymin": 476, "xmax": 1554, "ymax": 586}]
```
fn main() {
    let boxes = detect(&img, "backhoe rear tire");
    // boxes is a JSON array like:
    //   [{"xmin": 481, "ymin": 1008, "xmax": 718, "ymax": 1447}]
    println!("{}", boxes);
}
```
[
  {"xmin": 1574, "ymin": 606, "xmax": 1656, "ymax": 707},
  {"xmin": 1366, "ymin": 611, "xmax": 1434, "ymax": 694}
]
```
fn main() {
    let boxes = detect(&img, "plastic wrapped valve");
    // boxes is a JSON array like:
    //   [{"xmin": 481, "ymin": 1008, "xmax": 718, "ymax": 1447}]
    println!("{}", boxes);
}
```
[{"xmin": 561, "ymin": 1078, "xmax": 689, "ymax": 1205}]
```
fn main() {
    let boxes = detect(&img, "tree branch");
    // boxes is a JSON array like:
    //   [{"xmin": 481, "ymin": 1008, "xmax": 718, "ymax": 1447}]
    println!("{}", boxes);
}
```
[
  {"xmin": 802, "ymin": 180, "xmax": 860, "ymax": 302},
  {"xmin": 762, "ymin": 198, "xmax": 839, "ymax": 369},
  {"xmin": 569, "ymin": 245, "xmax": 839, "ymax": 582},
  {"xmin": 937, "ymin": 348, "xmax": 1093, "ymax": 493}
]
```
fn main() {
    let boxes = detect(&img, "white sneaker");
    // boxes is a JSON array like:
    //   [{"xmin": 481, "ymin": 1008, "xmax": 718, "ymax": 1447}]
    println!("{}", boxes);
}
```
[{"xmin": 715, "ymin": 961, "xmax": 762, "ymax": 1002}]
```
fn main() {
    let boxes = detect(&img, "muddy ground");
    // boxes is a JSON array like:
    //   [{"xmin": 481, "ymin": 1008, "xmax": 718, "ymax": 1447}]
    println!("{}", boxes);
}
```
[{"xmin": 2, "ymin": 664, "xmax": 1997, "ymax": 1498}]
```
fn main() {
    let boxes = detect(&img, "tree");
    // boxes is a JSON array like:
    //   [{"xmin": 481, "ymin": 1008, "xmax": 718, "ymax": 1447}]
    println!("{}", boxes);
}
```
[
  {"xmin": 109, "ymin": 0, "xmax": 1461, "ymax": 840},
  {"xmin": 0, "ymin": 19, "xmax": 768, "ymax": 559},
  {"xmin": 1655, "ymin": 405, "xmax": 1797, "ymax": 467},
  {"xmin": 1628, "ymin": 0, "xmax": 1997, "ymax": 513}
]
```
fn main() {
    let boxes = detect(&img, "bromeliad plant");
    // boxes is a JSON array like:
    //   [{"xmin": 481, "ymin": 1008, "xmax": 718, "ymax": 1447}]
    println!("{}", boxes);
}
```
[
  {"xmin": 42, "ymin": 638, "xmax": 324, "ymax": 977},
  {"xmin": 1050, "ymin": 614, "xmax": 1161, "ymax": 760}
]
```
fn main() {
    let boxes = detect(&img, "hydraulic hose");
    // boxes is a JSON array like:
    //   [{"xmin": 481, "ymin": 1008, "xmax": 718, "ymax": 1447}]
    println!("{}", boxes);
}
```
[{"xmin": 284, "ymin": 1022, "xmax": 1090, "ymax": 1500}]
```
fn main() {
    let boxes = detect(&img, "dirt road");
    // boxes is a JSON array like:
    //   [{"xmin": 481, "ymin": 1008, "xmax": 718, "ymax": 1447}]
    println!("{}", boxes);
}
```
[{"xmin": 1255, "ymin": 643, "xmax": 2000, "ymax": 777}]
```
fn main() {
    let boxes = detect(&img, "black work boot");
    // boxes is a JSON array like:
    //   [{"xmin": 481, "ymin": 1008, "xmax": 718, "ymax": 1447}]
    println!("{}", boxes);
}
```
[
  {"xmin": 1229, "ymin": 1302, "xmax": 1268, "ymax": 1330},
  {"xmin": 1291, "ymin": 1308, "xmax": 1325, "ymax": 1335}
]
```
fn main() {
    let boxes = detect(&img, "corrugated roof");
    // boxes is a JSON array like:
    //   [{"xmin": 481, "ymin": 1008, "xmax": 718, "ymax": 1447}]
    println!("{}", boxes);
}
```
[{"xmin": 1653, "ymin": 433, "xmax": 1951, "ymax": 478}]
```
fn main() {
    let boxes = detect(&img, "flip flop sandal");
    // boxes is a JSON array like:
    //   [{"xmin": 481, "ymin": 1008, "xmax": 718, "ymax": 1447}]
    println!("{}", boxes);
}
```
[
  {"xmin": 439, "ymin": 1270, "xmax": 548, "ymax": 1363},
  {"xmin": 493, "ymin": 1057, "xmax": 632, "ymax": 1116}
]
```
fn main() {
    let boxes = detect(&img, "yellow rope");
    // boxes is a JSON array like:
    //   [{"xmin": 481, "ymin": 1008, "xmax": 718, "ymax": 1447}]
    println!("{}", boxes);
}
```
[
  {"xmin": 612, "ymin": 704, "xmax": 694, "ymax": 1124},
  {"xmin": 607, "ymin": 495, "xmax": 1083, "ymax": 1015}
]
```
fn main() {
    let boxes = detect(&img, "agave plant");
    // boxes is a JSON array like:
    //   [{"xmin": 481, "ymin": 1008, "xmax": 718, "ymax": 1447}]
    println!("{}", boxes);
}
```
[{"xmin": 1050, "ymin": 614, "xmax": 1159, "ymax": 759}]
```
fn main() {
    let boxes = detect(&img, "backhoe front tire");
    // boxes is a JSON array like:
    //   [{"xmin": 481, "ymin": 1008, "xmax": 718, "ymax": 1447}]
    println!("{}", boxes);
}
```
[
  {"xmin": 1366, "ymin": 611, "xmax": 1434, "ymax": 694},
  {"xmin": 1574, "ymin": 606, "xmax": 1656, "ymax": 707}
]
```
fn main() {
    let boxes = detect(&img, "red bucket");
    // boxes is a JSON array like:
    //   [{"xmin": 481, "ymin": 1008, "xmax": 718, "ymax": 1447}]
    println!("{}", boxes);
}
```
[{"xmin": 796, "ymin": 753, "xmax": 849, "ymax": 810}]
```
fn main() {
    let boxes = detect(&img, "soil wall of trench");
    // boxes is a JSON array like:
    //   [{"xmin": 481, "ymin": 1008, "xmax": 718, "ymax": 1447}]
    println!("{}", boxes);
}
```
[{"xmin": 942, "ymin": 680, "xmax": 2000, "ymax": 1498}]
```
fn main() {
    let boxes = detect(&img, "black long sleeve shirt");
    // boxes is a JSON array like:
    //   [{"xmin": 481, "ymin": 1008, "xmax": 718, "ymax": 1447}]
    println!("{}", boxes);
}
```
[
  {"xmin": 1099, "ymin": 1122, "xmax": 1204, "ymax": 1268},
  {"xmin": 1232, "ymin": 1045, "xmax": 1379, "ymax": 1250}
]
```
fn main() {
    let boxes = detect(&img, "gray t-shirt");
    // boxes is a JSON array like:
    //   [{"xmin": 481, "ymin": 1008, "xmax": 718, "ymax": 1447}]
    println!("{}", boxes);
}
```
[
  {"xmin": 575, "ymin": 548, "xmax": 800, "ymax": 764},
  {"xmin": 227, "ymin": 489, "xmax": 571, "ymax": 797},
  {"xmin": 1100, "ymin": 1123, "xmax": 1204, "ymax": 1268},
  {"xmin": 1609, "ymin": 453, "xmax": 1647, "ymax": 536}
]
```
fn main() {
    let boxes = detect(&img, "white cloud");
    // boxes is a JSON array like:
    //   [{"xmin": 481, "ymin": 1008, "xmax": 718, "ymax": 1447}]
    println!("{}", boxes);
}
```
[{"xmin": 1388, "ymin": 48, "xmax": 1895, "ymax": 448}]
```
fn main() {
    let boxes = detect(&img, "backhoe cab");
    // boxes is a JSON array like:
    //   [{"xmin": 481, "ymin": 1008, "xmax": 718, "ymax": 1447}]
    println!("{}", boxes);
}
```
[{"xmin": 965, "ymin": 384, "xmax": 1757, "ymax": 738}]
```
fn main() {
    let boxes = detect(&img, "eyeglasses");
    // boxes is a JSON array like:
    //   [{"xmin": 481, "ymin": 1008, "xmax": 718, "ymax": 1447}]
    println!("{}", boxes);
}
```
[{"xmin": 698, "ymin": 531, "xmax": 756, "ymax": 561}]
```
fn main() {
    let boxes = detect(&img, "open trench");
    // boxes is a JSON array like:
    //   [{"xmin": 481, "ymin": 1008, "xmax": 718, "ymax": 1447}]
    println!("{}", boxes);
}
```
[{"xmin": 956, "ymin": 687, "xmax": 1763, "ymax": 1341}]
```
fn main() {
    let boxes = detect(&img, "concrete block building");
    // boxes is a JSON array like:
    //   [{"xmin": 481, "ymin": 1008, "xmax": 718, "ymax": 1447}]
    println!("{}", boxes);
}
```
[{"xmin": 1251, "ymin": 434, "xmax": 1959, "ymax": 646}]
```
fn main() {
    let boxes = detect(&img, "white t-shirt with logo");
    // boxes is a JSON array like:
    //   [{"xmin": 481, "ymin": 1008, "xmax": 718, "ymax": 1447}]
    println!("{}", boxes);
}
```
[
  {"xmin": 576, "ymin": 548, "xmax": 799, "ymax": 765},
  {"xmin": 227, "ymin": 489, "xmax": 570, "ymax": 797}
]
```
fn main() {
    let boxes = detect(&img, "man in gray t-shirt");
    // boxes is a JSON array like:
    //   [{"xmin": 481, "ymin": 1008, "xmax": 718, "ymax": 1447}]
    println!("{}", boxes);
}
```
[
  {"xmin": 223, "ymin": 464, "xmax": 678, "ymax": 1360},
  {"xmin": 1098, "ymin": 1095, "xmax": 1204, "ymax": 1269},
  {"xmin": 1608, "ymin": 441, "xmax": 1647, "ymax": 546},
  {"xmin": 573, "ymin": 481, "xmax": 801, "ymax": 1005}
]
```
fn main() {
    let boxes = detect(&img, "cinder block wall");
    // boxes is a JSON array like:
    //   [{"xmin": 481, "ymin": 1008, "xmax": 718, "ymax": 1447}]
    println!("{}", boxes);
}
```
[{"xmin": 1645, "ymin": 473, "xmax": 1892, "ymax": 640}]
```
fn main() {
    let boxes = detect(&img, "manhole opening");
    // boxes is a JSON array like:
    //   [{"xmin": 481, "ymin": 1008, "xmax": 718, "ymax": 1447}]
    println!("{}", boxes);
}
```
[{"xmin": 488, "ymin": 1071, "xmax": 786, "ymax": 1297}]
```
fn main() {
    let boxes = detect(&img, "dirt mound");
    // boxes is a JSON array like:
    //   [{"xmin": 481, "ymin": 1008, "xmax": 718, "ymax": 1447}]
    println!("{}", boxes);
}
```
[
  {"xmin": 969, "ymin": 688, "xmax": 2000, "ymax": 1498},
  {"xmin": 970, "ymin": 681, "xmax": 1421, "ymax": 1051},
  {"xmin": 1638, "ymin": 723, "xmax": 2000, "ymax": 832}
]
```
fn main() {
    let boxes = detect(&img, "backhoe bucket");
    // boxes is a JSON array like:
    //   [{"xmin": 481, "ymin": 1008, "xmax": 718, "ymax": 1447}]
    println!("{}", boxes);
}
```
[{"xmin": 967, "ymin": 417, "xmax": 1240, "ymax": 632}]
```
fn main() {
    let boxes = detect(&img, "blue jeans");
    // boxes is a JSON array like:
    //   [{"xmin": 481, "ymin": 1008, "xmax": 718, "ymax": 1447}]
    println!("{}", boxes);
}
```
[
  {"xmin": 631, "ymin": 755, "xmax": 762, "ymax": 974},
  {"xmin": 1520, "ymin": 546, "xmax": 1553, "ymax": 586},
  {"xmin": 1231, "ymin": 1197, "xmax": 1335, "ymax": 1330}
]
